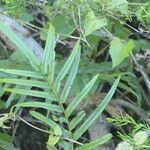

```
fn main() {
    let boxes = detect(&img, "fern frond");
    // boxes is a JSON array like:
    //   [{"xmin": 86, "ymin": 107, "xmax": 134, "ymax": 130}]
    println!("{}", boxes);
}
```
[{"xmin": 73, "ymin": 75, "xmax": 121, "ymax": 140}]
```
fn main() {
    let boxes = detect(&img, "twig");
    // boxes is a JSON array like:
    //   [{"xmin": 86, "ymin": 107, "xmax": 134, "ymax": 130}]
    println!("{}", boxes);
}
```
[{"xmin": 131, "ymin": 53, "xmax": 150, "ymax": 94}]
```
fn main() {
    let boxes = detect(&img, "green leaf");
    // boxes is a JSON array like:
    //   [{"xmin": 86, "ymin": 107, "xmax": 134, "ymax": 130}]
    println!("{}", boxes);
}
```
[
  {"xmin": 42, "ymin": 24, "xmax": 56, "ymax": 82},
  {"xmin": 14, "ymin": 87, "xmax": 31, "ymax": 113},
  {"xmin": 0, "ymin": 22, "xmax": 40, "ymax": 71},
  {"xmin": 109, "ymin": 37, "xmax": 135, "ymax": 67},
  {"xmin": 75, "ymin": 134, "xmax": 112, "ymax": 150},
  {"xmin": 54, "ymin": 40, "xmax": 80, "ymax": 92},
  {"xmin": 111, "ymin": 0, "xmax": 128, "ymax": 15},
  {"xmin": 0, "ymin": 140, "xmax": 17, "ymax": 150},
  {"xmin": 5, "ymin": 88, "xmax": 55, "ymax": 101},
  {"xmin": 30, "ymin": 111, "xmax": 58, "ymax": 129},
  {"xmin": 0, "ymin": 68, "xmax": 43, "ymax": 79},
  {"xmin": 70, "ymin": 111, "xmax": 86, "ymax": 130},
  {"xmin": 5, "ymin": 85, "xmax": 26, "ymax": 108},
  {"xmin": 84, "ymin": 10, "xmax": 107, "ymax": 36},
  {"xmin": 73, "ymin": 75, "xmax": 120, "ymax": 140},
  {"xmin": 66, "ymin": 74, "xmax": 99, "ymax": 117},
  {"xmin": 52, "ymin": 15, "xmax": 75, "ymax": 37},
  {"xmin": 60, "ymin": 49, "xmax": 80, "ymax": 103},
  {"xmin": 12, "ymin": 102, "xmax": 62, "ymax": 113},
  {"xmin": 47, "ymin": 125, "xmax": 62, "ymax": 146},
  {"xmin": 0, "ymin": 78, "xmax": 49, "ymax": 89}
]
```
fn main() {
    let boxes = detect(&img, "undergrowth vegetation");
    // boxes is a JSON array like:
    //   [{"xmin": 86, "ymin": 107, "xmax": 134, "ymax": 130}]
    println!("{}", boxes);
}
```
[{"xmin": 0, "ymin": 0, "xmax": 150, "ymax": 150}]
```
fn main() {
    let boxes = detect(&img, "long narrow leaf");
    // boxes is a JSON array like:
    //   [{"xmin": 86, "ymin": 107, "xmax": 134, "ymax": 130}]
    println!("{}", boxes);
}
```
[
  {"xmin": 30, "ymin": 111, "xmax": 58, "ymax": 129},
  {"xmin": 54, "ymin": 40, "xmax": 80, "ymax": 92},
  {"xmin": 5, "ymin": 88, "xmax": 55, "ymax": 101},
  {"xmin": 70, "ymin": 111, "xmax": 86, "ymax": 130},
  {"xmin": 11, "ymin": 102, "xmax": 62, "ymax": 113},
  {"xmin": 14, "ymin": 86, "xmax": 31, "ymax": 113},
  {"xmin": 0, "ymin": 68, "xmax": 43, "ymax": 79},
  {"xmin": 60, "ymin": 49, "xmax": 80, "ymax": 103},
  {"xmin": 0, "ymin": 78, "xmax": 49, "ymax": 89},
  {"xmin": 0, "ymin": 22, "xmax": 40, "ymax": 71},
  {"xmin": 75, "ymin": 134, "xmax": 112, "ymax": 150},
  {"xmin": 42, "ymin": 24, "xmax": 56, "ymax": 81},
  {"xmin": 73, "ymin": 75, "xmax": 120, "ymax": 140},
  {"xmin": 66, "ymin": 74, "xmax": 99, "ymax": 117}
]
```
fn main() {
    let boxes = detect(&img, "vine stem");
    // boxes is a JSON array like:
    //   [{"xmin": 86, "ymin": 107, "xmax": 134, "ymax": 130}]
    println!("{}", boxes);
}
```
[{"xmin": 9, "ymin": 113, "xmax": 83, "ymax": 146}]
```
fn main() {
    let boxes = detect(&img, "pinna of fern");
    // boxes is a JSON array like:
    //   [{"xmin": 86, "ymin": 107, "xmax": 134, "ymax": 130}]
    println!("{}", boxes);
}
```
[{"xmin": 0, "ymin": 22, "xmax": 120, "ymax": 149}]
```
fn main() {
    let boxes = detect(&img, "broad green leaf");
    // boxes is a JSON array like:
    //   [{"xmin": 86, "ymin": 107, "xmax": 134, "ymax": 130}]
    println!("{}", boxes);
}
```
[
  {"xmin": 73, "ymin": 75, "xmax": 120, "ymax": 140},
  {"xmin": 12, "ymin": 102, "xmax": 62, "ymax": 113},
  {"xmin": 70, "ymin": 111, "xmax": 86, "ymax": 130},
  {"xmin": 0, "ymin": 68, "xmax": 43, "ymax": 79},
  {"xmin": 54, "ymin": 40, "xmax": 80, "ymax": 92},
  {"xmin": 42, "ymin": 24, "xmax": 56, "ymax": 82},
  {"xmin": 111, "ymin": 0, "xmax": 128, "ymax": 15},
  {"xmin": 75, "ymin": 134, "xmax": 112, "ymax": 150},
  {"xmin": 84, "ymin": 10, "xmax": 107, "ymax": 36},
  {"xmin": 66, "ymin": 74, "xmax": 99, "ymax": 117},
  {"xmin": 0, "ymin": 22, "xmax": 40, "ymax": 71},
  {"xmin": 5, "ymin": 88, "xmax": 55, "ymax": 101},
  {"xmin": 0, "ymin": 78, "xmax": 49, "ymax": 89},
  {"xmin": 40, "ymin": 15, "xmax": 75, "ymax": 41},
  {"xmin": 60, "ymin": 49, "xmax": 80, "ymax": 103},
  {"xmin": 30, "ymin": 111, "xmax": 58, "ymax": 129},
  {"xmin": 52, "ymin": 15, "xmax": 75, "ymax": 38},
  {"xmin": 109, "ymin": 37, "xmax": 135, "ymax": 67}
]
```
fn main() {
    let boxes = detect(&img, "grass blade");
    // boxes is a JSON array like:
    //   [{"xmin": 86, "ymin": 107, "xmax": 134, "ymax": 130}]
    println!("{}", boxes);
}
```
[{"xmin": 73, "ymin": 75, "xmax": 121, "ymax": 140}]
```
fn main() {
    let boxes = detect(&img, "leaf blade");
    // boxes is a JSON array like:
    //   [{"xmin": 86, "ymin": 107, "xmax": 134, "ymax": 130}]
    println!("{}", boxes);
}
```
[
  {"xmin": 42, "ymin": 24, "xmax": 56, "ymax": 81},
  {"xmin": 66, "ymin": 74, "xmax": 99, "ymax": 117},
  {"xmin": 75, "ymin": 134, "xmax": 112, "ymax": 150},
  {"xmin": 73, "ymin": 75, "xmax": 121, "ymax": 140},
  {"xmin": 0, "ymin": 22, "xmax": 40, "ymax": 70}
]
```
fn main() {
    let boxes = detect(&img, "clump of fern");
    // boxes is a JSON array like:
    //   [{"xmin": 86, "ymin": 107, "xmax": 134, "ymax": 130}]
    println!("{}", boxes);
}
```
[{"xmin": 0, "ymin": 22, "xmax": 120, "ymax": 149}]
